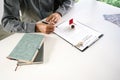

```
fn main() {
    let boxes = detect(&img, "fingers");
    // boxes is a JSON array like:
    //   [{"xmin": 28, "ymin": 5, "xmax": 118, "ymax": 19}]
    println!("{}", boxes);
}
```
[
  {"xmin": 35, "ymin": 22, "xmax": 55, "ymax": 34},
  {"xmin": 46, "ymin": 13, "xmax": 61, "ymax": 24},
  {"xmin": 46, "ymin": 15, "xmax": 52, "ymax": 22},
  {"xmin": 35, "ymin": 12, "xmax": 61, "ymax": 34},
  {"xmin": 46, "ymin": 28, "xmax": 54, "ymax": 34},
  {"xmin": 46, "ymin": 16, "xmax": 56, "ymax": 25},
  {"xmin": 46, "ymin": 25, "xmax": 55, "ymax": 33},
  {"xmin": 41, "ymin": 24, "xmax": 54, "ymax": 34}
]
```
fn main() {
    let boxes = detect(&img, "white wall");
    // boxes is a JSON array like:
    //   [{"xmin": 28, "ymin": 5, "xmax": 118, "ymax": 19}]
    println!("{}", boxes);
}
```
[{"xmin": 0, "ymin": 0, "xmax": 3, "ymax": 24}]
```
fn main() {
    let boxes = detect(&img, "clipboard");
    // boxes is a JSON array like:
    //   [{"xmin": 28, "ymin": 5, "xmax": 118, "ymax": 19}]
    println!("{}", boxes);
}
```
[{"xmin": 54, "ymin": 19, "xmax": 103, "ymax": 52}]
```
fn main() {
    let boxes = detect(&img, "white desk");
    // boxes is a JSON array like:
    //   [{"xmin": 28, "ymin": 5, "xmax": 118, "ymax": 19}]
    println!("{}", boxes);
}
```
[{"xmin": 0, "ymin": 1, "xmax": 120, "ymax": 80}]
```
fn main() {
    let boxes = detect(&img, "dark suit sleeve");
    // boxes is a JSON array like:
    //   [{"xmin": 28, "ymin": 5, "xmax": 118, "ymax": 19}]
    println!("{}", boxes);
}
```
[{"xmin": 1, "ymin": 0, "xmax": 35, "ymax": 33}]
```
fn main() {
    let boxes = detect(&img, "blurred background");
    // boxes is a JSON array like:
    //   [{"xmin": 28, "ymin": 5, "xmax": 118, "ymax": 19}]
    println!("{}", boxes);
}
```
[{"xmin": 97, "ymin": 0, "xmax": 120, "ymax": 7}]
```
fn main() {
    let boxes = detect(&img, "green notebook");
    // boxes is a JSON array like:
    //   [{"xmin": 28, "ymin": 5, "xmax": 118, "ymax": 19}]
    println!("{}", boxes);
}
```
[
  {"xmin": 7, "ymin": 33, "xmax": 44, "ymax": 64},
  {"xmin": 17, "ymin": 43, "xmax": 44, "ymax": 66}
]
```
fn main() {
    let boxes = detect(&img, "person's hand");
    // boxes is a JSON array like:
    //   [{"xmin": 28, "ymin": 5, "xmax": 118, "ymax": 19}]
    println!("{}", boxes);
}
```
[
  {"xmin": 35, "ymin": 22, "xmax": 55, "ymax": 34},
  {"xmin": 46, "ymin": 12, "xmax": 62, "ymax": 25}
]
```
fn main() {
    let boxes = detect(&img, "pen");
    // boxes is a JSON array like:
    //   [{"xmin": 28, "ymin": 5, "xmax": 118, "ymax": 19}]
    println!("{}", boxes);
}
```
[
  {"xmin": 42, "ymin": 21, "xmax": 49, "ymax": 24},
  {"xmin": 42, "ymin": 21, "xmax": 58, "ymax": 28}
]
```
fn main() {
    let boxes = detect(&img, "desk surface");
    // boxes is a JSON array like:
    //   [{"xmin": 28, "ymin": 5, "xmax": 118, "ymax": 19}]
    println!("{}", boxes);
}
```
[{"xmin": 0, "ymin": 1, "xmax": 120, "ymax": 80}]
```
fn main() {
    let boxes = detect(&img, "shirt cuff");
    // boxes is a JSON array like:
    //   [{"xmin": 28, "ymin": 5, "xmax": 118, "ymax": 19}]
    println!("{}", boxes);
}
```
[
  {"xmin": 56, "ymin": 9, "xmax": 66, "ymax": 17},
  {"xmin": 26, "ymin": 23, "xmax": 36, "ymax": 33}
]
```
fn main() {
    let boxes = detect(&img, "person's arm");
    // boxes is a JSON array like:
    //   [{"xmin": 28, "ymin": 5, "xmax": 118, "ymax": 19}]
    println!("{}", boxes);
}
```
[
  {"xmin": 1, "ymin": 0, "xmax": 35, "ymax": 33},
  {"xmin": 46, "ymin": 0, "xmax": 74, "ymax": 24},
  {"xmin": 55, "ymin": 0, "xmax": 74, "ymax": 16}
]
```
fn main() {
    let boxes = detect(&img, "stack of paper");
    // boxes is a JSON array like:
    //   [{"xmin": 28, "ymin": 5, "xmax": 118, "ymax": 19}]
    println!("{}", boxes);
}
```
[{"xmin": 54, "ymin": 19, "xmax": 103, "ymax": 51}]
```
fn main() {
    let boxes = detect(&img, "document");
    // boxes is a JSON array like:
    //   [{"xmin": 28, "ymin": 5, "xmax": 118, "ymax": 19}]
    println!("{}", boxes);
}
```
[
  {"xmin": 54, "ymin": 19, "xmax": 103, "ymax": 52},
  {"xmin": 104, "ymin": 14, "xmax": 120, "ymax": 27}
]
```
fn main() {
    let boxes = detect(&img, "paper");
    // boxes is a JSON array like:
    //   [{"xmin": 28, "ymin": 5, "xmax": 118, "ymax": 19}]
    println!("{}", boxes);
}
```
[{"xmin": 54, "ymin": 19, "xmax": 103, "ymax": 51}]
